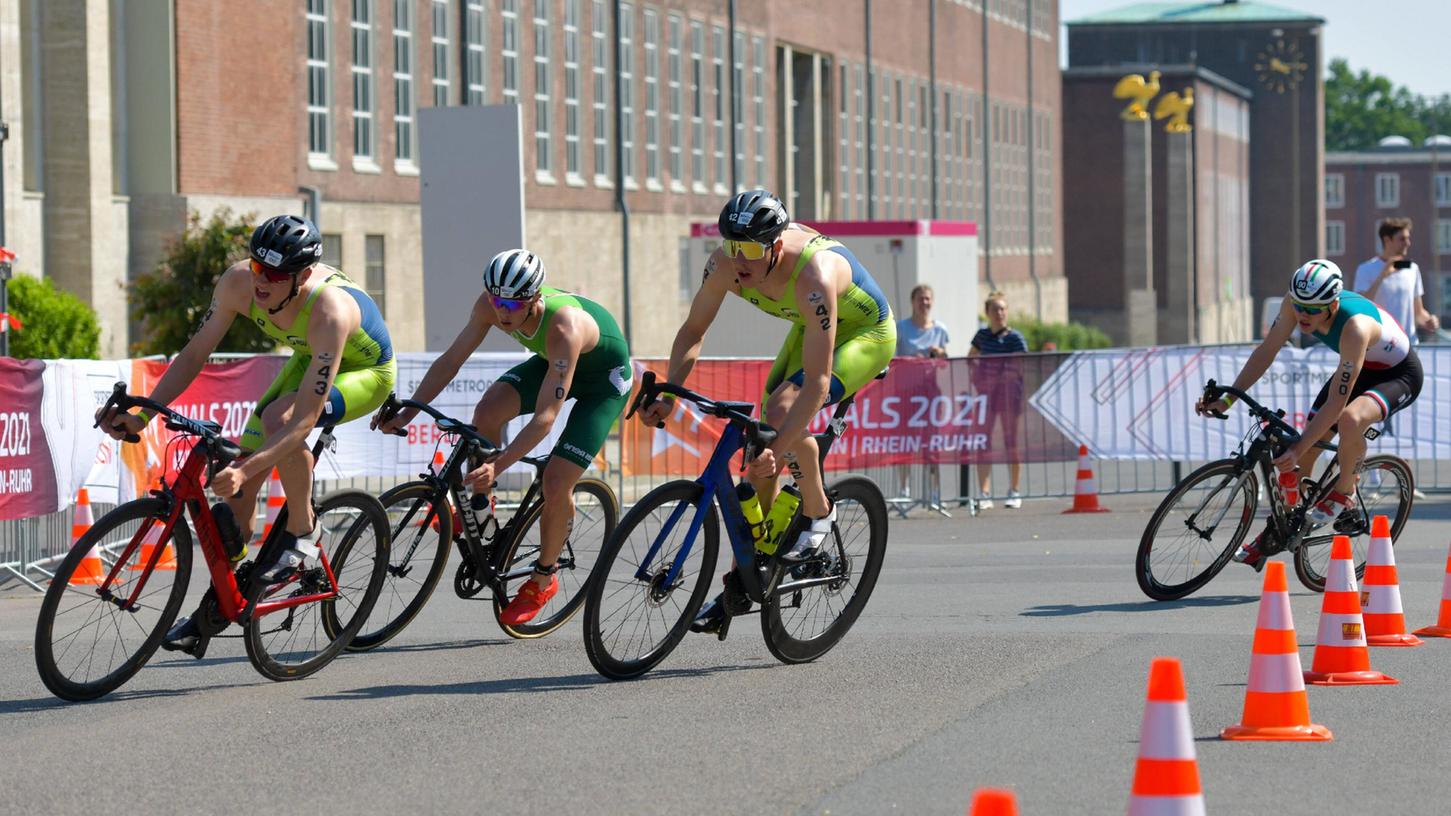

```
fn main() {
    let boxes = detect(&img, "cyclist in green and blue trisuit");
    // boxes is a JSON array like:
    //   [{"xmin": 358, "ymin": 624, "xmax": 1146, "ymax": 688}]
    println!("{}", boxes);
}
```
[
  {"xmin": 643, "ymin": 189, "xmax": 896, "ymax": 632},
  {"xmin": 376, "ymin": 249, "xmax": 632, "ymax": 626},
  {"xmin": 97, "ymin": 214, "xmax": 396, "ymax": 651}
]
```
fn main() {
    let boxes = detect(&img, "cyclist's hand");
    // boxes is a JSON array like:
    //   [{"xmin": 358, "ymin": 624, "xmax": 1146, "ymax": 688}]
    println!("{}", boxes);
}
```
[
  {"xmin": 372, "ymin": 406, "xmax": 415, "ymax": 435},
  {"xmin": 211, "ymin": 465, "xmax": 246, "ymax": 498},
  {"xmin": 96, "ymin": 407, "xmax": 145, "ymax": 441},
  {"xmin": 748, "ymin": 448, "xmax": 782, "ymax": 480},
  {"xmin": 1194, "ymin": 397, "xmax": 1229, "ymax": 418},
  {"xmin": 639, "ymin": 395, "xmax": 676, "ymax": 427},
  {"xmin": 1272, "ymin": 445, "xmax": 1302, "ymax": 472},
  {"xmin": 464, "ymin": 460, "xmax": 496, "ymax": 492}
]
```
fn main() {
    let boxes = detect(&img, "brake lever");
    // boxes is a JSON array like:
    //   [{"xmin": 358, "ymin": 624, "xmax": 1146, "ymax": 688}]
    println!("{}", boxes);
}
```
[{"xmin": 1206, "ymin": 411, "xmax": 1228, "ymax": 421}]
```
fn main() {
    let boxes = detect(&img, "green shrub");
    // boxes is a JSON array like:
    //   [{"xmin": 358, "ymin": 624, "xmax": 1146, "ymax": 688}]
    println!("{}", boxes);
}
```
[
  {"xmin": 1012, "ymin": 315, "xmax": 1113, "ymax": 352},
  {"xmin": 5, "ymin": 273, "xmax": 102, "ymax": 359},
  {"xmin": 130, "ymin": 209, "xmax": 270, "ymax": 356}
]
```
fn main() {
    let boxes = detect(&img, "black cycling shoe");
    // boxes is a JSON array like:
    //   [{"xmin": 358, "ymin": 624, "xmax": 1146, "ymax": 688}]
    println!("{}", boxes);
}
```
[
  {"xmin": 160, "ymin": 616, "xmax": 206, "ymax": 657},
  {"xmin": 689, "ymin": 593, "xmax": 728, "ymax": 635}
]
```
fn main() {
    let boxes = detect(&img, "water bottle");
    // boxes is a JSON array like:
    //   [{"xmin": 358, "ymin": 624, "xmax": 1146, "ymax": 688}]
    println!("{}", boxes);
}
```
[
  {"xmin": 211, "ymin": 502, "xmax": 246, "ymax": 561},
  {"xmin": 761, "ymin": 485, "xmax": 803, "ymax": 555},
  {"xmin": 1278, "ymin": 468, "xmax": 1300, "ymax": 508},
  {"xmin": 735, "ymin": 482, "xmax": 767, "ymax": 550}
]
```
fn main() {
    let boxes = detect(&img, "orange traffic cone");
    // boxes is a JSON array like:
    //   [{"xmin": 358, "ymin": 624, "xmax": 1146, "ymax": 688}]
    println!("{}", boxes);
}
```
[
  {"xmin": 128, "ymin": 522, "xmax": 177, "ymax": 572},
  {"xmin": 1361, "ymin": 515, "xmax": 1421, "ymax": 647},
  {"xmin": 430, "ymin": 448, "xmax": 446, "ymax": 473},
  {"xmin": 68, "ymin": 488, "xmax": 106, "ymax": 586},
  {"xmin": 1303, "ymin": 535, "xmax": 1397, "ymax": 685},
  {"xmin": 261, "ymin": 469, "xmax": 285, "ymax": 540},
  {"xmin": 1221, "ymin": 561, "xmax": 1332, "ymax": 741},
  {"xmin": 968, "ymin": 788, "xmax": 1018, "ymax": 816},
  {"xmin": 1063, "ymin": 444, "xmax": 1109, "ymax": 513},
  {"xmin": 1413, "ymin": 539, "xmax": 1451, "ymax": 638},
  {"xmin": 1128, "ymin": 657, "xmax": 1205, "ymax": 816}
]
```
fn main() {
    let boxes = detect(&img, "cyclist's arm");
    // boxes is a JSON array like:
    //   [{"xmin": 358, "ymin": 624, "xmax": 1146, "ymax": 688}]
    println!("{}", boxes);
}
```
[
  {"xmin": 401, "ymin": 294, "xmax": 494, "ymax": 416},
  {"xmin": 1229, "ymin": 298, "xmax": 1297, "ymax": 394},
  {"xmin": 664, "ymin": 249, "xmax": 730, "ymax": 385},
  {"xmin": 494, "ymin": 310, "xmax": 587, "ymax": 473},
  {"xmin": 143, "ymin": 263, "xmax": 253, "ymax": 411},
  {"xmin": 769, "ymin": 261, "xmax": 839, "ymax": 451},
  {"xmin": 1297, "ymin": 318, "xmax": 1371, "ymax": 448}
]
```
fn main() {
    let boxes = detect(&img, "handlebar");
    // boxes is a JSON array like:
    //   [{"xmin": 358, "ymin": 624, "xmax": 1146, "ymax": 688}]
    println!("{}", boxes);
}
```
[
  {"xmin": 1201, "ymin": 379, "xmax": 1301, "ymax": 443},
  {"xmin": 95, "ymin": 382, "xmax": 242, "ymax": 464},
  {"xmin": 375, "ymin": 393, "xmax": 501, "ymax": 459},
  {"xmin": 626, "ymin": 371, "xmax": 778, "ymax": 450}
]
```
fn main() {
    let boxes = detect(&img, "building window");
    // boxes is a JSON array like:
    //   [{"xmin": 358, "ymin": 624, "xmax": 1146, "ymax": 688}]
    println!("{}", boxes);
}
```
[
  {"xmin": 564, "ymin": 0, "xmax": 582, "ymax": 179},
  {"xmin": 711, "ymin": 25, "xmax": 726, "ymax": 193},
  {"xmin": 431, "ymin": 0, "xmax": 450, "ymax": 107},
  {"xmin": 1325, "ymin": 172, "xmax": 1344, "ymax": 209},
  {"xmin": 1439, "ymin": 220, "xmax": 1451, "ymax": 254},
  {"xmin": 306, "ymin": 0, "xmax": 332, "ymax": 161},
  {"xmin": 592, "ymin": 0, "xmax": 611, "ymax": 184},
  {"xmin": 393, "ymin": 0, "xmax": 416, "ymax": 165},
  {"xmin": 502, "ymin": 0, "xmax": 519, "ymax": 106},
  {"xmin": 643, "ymin": 8, "xmax": 660, "ymax": 188},
  {"xmin": 465, "ymin": 0, "xmax": 486, "ymax": 104},
  {"xmin": 666, "ymin": 14, "xmax": 683, "ymax": 188},
  {"xmin": 1376, "ymin": 172, "xmax": 1400, "ymax": 208},
  {"xmin": 534, "ymin": 0, "xmax": 553, "ymax": 179},
  {"xmin": 321, "ymin": 234, "xmax": 343, "ymax": 267},
  {"xmin": 690, "ymin": 21, "xmax": 705, "ymax": 191},
  {"xmin": 365, "ymin": 235, "xmax": 387, "ymax": 318},
  {"xmin": 619, "ymin": 4, "xmax": 636, "ymax": 185},
  {"xmin": 1326, "ymin": 220, "xmax": 1345, "ymax": 256},
  {"xmin": 1436, "ymin": 173, "xmax": 1451, "ymax": 208},
  {"xmin": 733, "ymin": 30, "xmax": 745, "ymax": 192},
  {"xmin": 752, "ymin": 36, "xmax": 767, "ymax": 189},
  {"xmin": 839, "ymin": 63, "xmax": 851, "ymax": 217},
  {"xmin": 351, "ymin": 0, "xmax": 375, "ymax": 164}
]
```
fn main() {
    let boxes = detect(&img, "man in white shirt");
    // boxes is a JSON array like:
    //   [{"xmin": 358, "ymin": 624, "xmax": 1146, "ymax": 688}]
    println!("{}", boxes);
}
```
[{"xmin": 1353, "ymin": 217, "xmax": 1440, "ymax": 344}]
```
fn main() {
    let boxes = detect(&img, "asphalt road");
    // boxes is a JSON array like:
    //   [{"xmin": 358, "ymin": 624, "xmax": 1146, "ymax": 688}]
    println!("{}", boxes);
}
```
[{"xmin": 4, "ymin": 493, "xmax": 1451, "ymax": 815}]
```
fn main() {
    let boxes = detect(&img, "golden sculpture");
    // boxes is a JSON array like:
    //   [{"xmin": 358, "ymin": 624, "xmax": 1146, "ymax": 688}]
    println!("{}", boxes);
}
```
[
  {"xmin": 1113, "ymin": 70, "xmax": 1161, "ymax": 121},
  {"xmin": 1154, "ymin": 88, "xmax": 1194, "ymax": 133}
]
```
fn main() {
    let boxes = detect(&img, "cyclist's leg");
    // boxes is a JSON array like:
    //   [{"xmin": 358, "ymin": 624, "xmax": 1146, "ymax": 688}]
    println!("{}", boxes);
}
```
[
  {"xmin": 1331, "ymin": 357, "xmax": 1422, "ymax": 495},
  {"xmin": 472, "ymin": 358, "xmax": 537, "ymax": 496},
  {"xmin": 236, "ymin": 354, "xmax": 311, "ymax": 536},
  {"xmin": 753, "ymin": 325, "xmax": 806, "ymax": 513}
]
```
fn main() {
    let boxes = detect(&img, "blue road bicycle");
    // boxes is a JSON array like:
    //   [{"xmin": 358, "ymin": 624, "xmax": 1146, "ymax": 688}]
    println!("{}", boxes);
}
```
[{"xmin": 582, "ymin": 371, "xmax": 889, "ymax": 680}]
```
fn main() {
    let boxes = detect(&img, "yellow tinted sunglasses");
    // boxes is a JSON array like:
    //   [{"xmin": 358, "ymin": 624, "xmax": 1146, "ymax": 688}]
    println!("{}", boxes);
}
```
[{"xmin": 722, "ymin": 239, "xmax": 770, "ymax": 260}]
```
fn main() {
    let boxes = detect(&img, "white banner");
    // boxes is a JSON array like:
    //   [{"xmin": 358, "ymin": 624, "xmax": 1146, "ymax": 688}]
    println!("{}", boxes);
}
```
[{"xmin": 1031, "ymin": 344, "xmax": 1451, "ymax": 460}]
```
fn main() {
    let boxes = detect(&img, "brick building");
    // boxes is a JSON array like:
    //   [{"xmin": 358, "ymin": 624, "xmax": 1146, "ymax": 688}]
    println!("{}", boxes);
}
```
[
  {"xmin": 1324, "ymin": 137, "xmax": 1451, "ymax": 327},
  {"xmin": 2, "ymin": 0, "xmax": 1064, "ymax": 357}
]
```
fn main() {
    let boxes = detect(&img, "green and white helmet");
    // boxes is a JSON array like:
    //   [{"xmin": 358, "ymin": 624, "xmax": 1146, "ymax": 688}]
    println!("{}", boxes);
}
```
[{"xmin": 1289, "ymin": 259, "xmax": 1342, "ymax": 306}]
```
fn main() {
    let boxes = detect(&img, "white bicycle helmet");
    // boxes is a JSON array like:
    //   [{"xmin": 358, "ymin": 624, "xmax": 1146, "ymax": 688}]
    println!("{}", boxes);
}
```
[
  {"xmin": 1288, "ymin": 259, "xmax": 1342, "ymax": 306},
  {"xmin": 483, "ymin": 249, "xmax": 546, "ymax": 299}
]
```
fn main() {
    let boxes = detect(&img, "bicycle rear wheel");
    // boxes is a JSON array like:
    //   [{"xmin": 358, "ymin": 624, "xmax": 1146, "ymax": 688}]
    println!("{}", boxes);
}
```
[
  {"xmin": 582, "ymin": 480, "xmax": 719, "ymax": 680},
  {"xmin": 761, "ymin": 476, "xmax": 888, "ymax": 664},
  {"xmin": 34, "ymin": 498, "xmax": 194, "ymax": 701},
  {"xmin": 495, "ymin": 478, "xmax": 618, "ymax": 638},
  {"xmin": 246, "ymin": 490, "xmax": 389, "ymax": 681},
  {"xmin": 1294, "ymin": 454, "xmax": 1413, "ymax": 592},
  {"xmin": 1136, "ymin": 459, "xmax": 1258, "ymax": 601},
  {"xmin": 344, "ymin": 481, "xmax": 452, "ymax": 651}
]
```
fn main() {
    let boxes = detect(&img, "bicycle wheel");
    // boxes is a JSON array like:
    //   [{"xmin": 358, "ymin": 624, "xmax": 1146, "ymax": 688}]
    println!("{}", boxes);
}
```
[
  {"xmin": 343, "ymin": 482, "xmax": 452, "ymax": 651},
  {"xmin": 34, "ymin": 498, "xmax": 194, "ymax": 701},
  {"xmin": 761, "ymin": 476, "xmax": 888, "ymax": 664},
  {"xmin": 1136, "ymin": 459, "xmax": 1258, "ymax": 601},
  {"xmin": 246, "ymin": 490, "xmax": 389, "ymax": 681},
  {"xmin": 582, "ymin": 480, "xmax": 719, "ymax": 680},
  {"xmin": 495, "ymin": 478, "xmax": 618, "ymax": 638},
  {"xmin": 1294, "ymin": 454, "xmax": 1413, "ymax": 592}
]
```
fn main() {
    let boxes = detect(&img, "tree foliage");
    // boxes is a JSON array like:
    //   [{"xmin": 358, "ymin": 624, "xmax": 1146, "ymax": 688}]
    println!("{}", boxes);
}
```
[
  {"xmin": 1011, "ymin": 316, "xmax": 1113, "ymax": 351},
  {"xmin": 130, "ymin": 209, "xmax": 272, "ymax": 356},
  {"xmin": 5, "ymin": 273, "xmax": 102, "ymax": 359},
  {"xmin": 1325, "ymin": 58, "xmax": 1451, "ymax": 151}
]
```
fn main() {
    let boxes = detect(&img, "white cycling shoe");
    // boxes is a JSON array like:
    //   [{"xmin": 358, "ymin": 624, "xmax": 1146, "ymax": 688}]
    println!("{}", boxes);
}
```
[{"xmin": 780, "ymin": 505, "xmax": 836, "ymax": 562}]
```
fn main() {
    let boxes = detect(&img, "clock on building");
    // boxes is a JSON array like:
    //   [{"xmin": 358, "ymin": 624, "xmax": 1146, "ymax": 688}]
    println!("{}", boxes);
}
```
[{"xmin": 1253, "ymin": 38, "xmax": 1308, "ymax": 94}]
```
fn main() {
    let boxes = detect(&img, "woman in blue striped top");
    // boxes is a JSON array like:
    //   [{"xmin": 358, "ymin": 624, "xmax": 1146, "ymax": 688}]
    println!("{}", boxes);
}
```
[{"xmin": 969, "ymin": 291, "xmax": 1028, "ymax": 508}]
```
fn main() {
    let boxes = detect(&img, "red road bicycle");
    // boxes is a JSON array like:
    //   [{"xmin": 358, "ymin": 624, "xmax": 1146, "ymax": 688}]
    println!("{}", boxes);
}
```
[{"xmin": 33, "ymin": 383, "xmax": 390, "ymax": 701}]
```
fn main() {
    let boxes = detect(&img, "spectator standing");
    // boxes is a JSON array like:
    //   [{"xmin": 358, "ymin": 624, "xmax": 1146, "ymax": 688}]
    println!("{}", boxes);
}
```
[
  {"xmin": 970, "ymin": 292, "xmax": 1028, "ymax": 509},
  {"xmin": 896, "ymin": 284, "xmax": 950, "ymax": 358},
  {"xmin": 1353, "ymin": 217, "xmax": 1440, "ymax": 343}
]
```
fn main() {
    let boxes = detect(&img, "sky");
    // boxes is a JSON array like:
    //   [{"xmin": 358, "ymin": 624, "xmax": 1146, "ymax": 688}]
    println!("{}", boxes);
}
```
[{"xmin": 1059, "ymin": 0, "xmax": 1451, "ymax": 100}]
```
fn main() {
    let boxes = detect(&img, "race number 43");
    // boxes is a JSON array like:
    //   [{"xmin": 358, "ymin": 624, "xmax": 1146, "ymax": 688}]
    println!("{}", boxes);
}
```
[{"xmin": 0, "ymin": 411, "xmax": 32, "ymax": 458}]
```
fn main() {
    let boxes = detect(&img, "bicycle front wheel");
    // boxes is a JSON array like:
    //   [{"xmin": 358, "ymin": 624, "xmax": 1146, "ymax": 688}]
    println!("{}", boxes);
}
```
[
  {"xmin": 762, "ymin": 476, "xmax": 888, "ymax": 664},
  {"xmin": 1137, "ymin": 459, "xmax": 1257, "ymax": 601},
  {"xmin": 582, "ymin": 480, "xmax": 719, "ymax": 680},
  {"xmin": 344, "ymin": 481, "xmax": 453, "ymax": 651},
  {"xmin": 34, "ymin": 498, "xmax": 194, "ymax": 701},
  {"xmin": 495, "ymin": 478, "xmax": 618, "ymax": 638},
  {"xmin": 246, "ymin": 490, "xmax": 389, "ymax": 681},
  {"xmin": 1294, "ymin": 454, "xmax": 1414, "ymax": 592}
]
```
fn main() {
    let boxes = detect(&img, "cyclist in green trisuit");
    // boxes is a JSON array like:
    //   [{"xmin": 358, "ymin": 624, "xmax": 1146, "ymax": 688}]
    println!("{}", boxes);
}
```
[
  {"xmin": 376, "ymin": 249, "xmax": 631, "ymax": 625},
  {"xmin": 643, "ymin": 190, "xmax": 896, "ymax": 632}
]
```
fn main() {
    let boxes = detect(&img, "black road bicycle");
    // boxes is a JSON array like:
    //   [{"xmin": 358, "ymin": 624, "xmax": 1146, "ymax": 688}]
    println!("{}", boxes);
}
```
[{"xmin": 1136, "ymin": 380, "xmax": 1413, "ymax": 600}]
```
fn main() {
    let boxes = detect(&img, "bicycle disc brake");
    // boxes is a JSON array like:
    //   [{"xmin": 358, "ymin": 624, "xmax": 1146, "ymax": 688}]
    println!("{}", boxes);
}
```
[{"xmin": 454, "ymin": 559, "xmax": 486, "ymax": 598}]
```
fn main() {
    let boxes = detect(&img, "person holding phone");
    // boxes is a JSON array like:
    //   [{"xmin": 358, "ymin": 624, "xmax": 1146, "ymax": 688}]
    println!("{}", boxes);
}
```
[{"xmin": 1353, "ymin": 217, "xmax": 1440, "ymax": 344}]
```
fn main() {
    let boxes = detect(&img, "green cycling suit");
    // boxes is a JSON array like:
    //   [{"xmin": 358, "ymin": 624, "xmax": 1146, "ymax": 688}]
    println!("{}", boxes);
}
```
[
  {"xmin": 241, "ymin": 269, "xmax": 396, "ymax": 451},
  {"xmin": 497, "ymin": 287, "xmax": 633, "ymax": 468},
  {"xmin": 738, "ymin": 232, "xmax": 896, "ymax": 407}
]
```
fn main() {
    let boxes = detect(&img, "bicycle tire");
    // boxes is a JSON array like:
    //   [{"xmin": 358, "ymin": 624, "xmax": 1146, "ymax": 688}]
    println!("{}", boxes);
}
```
[
  {"xmin": 35, "ymin": 498, "xmax": 194, "ymax": 701},
  {"xmin": 582, "ymin": 480, "xmax": 719, "ymax": 680},
  {"xmin": 761, "ymin": 476, "xmax": 888, "ymax": 664},
  {"xmin": 1294, "ymin": 454, "xmax": 1414, "ymax": 592},
  {"xmin": 246, "ymin": 489, "xmax": 389, "ymax": 681},
  {"xmin": 343, "ymin": 481, "xmax": 453, "ymax": 651},
  {"xmin": 1136, "ymin": 459, "xmax": 1258, "ymax": 601},
  {"xmin": 495, "ymin": 478, "xmax": 618, "ymax": 639}
]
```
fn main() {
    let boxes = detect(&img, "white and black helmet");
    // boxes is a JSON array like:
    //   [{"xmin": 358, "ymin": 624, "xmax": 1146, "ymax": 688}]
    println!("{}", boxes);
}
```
[
  {"xmin": 483, "ymin": 249, "xmax": 546, "ymax": 299},
  {"xmin": 1289, "ymin": 259, "xmax": 1343, "ymax": 306}
]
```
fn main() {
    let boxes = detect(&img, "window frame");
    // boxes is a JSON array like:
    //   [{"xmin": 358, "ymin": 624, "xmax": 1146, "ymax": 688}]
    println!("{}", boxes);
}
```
[
  {"xmin": 464, "ymin": 0, "xmax": 486, "ymax": 105},
  {"xmin": 1324, "ymin": 172, "xmax": 1344, "ymax": 209},
  {"xmin": 350, "ymin": 0, "xmax": 376, "ymax": 170},
  {"xmin": 1376, "ymin": 172, "xmax": 1400, "ymax": 208},
  {"xmin": 306, "ymin": 0, "xmax": 335, "ymax": 168},
  {"xmin": 392, "ymin": 0, "xmax": 417, "ymax": 171},
  {"xmin": 1325, "ymin": 220, "xmax": 1345, "ymax": 256},
  {"xmin": 534, "ymin": 0, "xmax": 554, "ymax": 181},
  {"xmin": 431, "ymin": 0, "xmax": 451, "ymax": 107}
]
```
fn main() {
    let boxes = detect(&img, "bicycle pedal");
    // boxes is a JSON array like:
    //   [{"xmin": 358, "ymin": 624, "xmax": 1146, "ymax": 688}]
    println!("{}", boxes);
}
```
[{"xmin": 716, "ymin": 614, "xmax": 732, "ymax": 642}]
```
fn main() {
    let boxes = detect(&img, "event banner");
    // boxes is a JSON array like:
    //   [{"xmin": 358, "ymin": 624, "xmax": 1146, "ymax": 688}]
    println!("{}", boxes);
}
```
[{"xmin": 0, "ymin": 358, "xmax": 59, "ymax": 519}]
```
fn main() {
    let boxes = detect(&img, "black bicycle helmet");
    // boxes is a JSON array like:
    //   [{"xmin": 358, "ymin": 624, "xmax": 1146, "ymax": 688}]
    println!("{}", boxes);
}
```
[
  {"xmin": 249, "ymin": 214, "xmax": 323, "ymax": 274},
  {"xmin": 718, "ymin": 189, "xmax": 789, "ymax": 244}
]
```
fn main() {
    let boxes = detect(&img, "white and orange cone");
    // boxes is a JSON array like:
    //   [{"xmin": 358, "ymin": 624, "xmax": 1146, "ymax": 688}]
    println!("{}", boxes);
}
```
[
  {"xmin": 1413, "ymin": 539, "xmax": 1451, "ymax": 638},
  {"xmin": 968, "ymin": 788, "xmax": 1018, "ymax": 816},
  {"xmin": 67, "ymin": 488, "xmax": 106, "ymax": 586},
  {"xmin": 1361, "ymin": 515, "xmax": 1421, "ymax": 647},
  {"xmin": 127, "ymin": 522, "xmax": 177, "ymax": 572},
  {"xmin": 1129, "ymin": 657, "xmax": 1206, "ymax": 815},
  {"xmin": 1063, "ymin": 444, "xmax": 1110, "ymax": 514},
  {"xmin": 1303, "ymin": 535, "xmax": 1397, "ymax": 685},
  {"xmin": 1221, "ymin": 561, "xmax": 1332, "ymax": 741},
  {"xmin": 260, "ymin": 468, "xmax": 285, "ymax": 540}
]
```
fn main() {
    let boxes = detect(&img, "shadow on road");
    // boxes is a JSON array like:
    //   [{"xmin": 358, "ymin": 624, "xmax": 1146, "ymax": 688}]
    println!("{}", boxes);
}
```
[
  {"xmin": 365, "ymin": 637, "xmax": 512, "ymax": 654},
  {"xmin": 0, "ymin": 681, "xmax": 262, "ymax": 715},
  {"xmin": 1020, "ymin": 595, "xmax": 1260, "ymax": 616},
  {"xmin": 308, "ymin": 662, "xmax": 774, "ymax": 701}
]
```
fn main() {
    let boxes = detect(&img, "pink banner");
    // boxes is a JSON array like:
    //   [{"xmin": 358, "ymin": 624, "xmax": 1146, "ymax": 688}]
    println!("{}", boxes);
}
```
[{"xmin": 0, "ymin": 358, "xmax": 59, "ymax": 520}]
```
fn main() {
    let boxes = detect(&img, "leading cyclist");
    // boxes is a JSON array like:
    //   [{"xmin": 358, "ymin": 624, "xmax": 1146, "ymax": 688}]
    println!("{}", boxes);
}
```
[
  {"xmin": 642, "ymin": 189, "xmax": 896, "ymax": 632},
  {"xmin": 1195, "ymin": 259, "xmax": 1422, "ymax": 569},
  {"xmin": 97, "ymin": 214, "xmax": 396, "ymax": 649}
]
